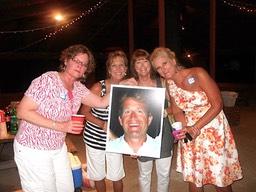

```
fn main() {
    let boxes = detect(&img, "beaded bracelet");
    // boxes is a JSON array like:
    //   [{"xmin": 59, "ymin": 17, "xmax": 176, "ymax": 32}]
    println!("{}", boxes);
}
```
[
  {"xmin": 52, "ymin": 120, "xmax": 56, "ymax": 130},
  {"xmin": 190, "ymin": 127, "xmax": 196, "ymax": 136},
  {"xmin": 191, "ymin": 126, "xmax": 200, "ymax": 136}
]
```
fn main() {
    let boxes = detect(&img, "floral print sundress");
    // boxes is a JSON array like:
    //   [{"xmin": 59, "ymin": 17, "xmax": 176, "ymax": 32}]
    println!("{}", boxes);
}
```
[{"xmin": 167, "ymin": 79, "xmax": 243, "ymax": 187}]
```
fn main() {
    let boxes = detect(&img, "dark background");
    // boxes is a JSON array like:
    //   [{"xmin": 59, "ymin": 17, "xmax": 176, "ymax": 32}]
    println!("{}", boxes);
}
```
[{"xmin": 0, "ymin": 0, "xmax": 255, "ymax": 94}]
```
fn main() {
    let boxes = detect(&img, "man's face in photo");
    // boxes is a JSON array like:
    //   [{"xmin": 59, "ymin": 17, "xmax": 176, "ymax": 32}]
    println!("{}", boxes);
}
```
[{"xmin": 118, "ymin": 97, "xmax": 153, "ymax": 139}]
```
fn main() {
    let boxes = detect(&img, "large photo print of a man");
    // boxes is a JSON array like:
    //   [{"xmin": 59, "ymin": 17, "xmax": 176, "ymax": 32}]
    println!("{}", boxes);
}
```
[{"xmin": 106, "ymin": 85, "xmax": 165, "ymax": 158}]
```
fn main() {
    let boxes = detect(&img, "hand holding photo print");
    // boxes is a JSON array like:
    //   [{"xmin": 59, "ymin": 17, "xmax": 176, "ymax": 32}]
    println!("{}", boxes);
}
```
[{"xmin": 106, "ymin": 85, "xmax": 165, "ymax": 158}]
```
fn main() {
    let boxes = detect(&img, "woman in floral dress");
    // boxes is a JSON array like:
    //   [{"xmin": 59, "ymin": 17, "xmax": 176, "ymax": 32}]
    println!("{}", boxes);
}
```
[{"xmin": 149, "ymin": 47, "xmax": 243, "ymax": 192}]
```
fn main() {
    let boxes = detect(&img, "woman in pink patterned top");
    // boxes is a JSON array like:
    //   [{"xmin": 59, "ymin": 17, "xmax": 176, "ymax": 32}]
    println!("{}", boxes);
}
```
[
  {"xmin": 150, "ymin": 47, "xmax": 243, "ymax": 192},
  {"xmin": 13, "ymin": 44, "xmax": 110, "ymax": 192}
]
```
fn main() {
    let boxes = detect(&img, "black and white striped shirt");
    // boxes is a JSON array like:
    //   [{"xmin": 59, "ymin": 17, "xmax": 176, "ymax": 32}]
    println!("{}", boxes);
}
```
[{"xmin": 83, "ymin": 80, "xmax": 109, "ymax": 150}]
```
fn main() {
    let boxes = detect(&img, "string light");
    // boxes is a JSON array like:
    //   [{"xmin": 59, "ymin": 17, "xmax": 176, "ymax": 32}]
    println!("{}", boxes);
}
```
[
  {"xmin": 54, "ymin": 14, "xmax": 63, "ymax": 21},
  {"xmin": 222, "ymin": 0, "xmax": 256, "ymax": 13},
  {"xmin": 0, "ymin": 23, "xmax": 64, "ymax": 34},
  {"xmin": 3, "ymin": 0, "xmax": 110, "ymax": 53}
]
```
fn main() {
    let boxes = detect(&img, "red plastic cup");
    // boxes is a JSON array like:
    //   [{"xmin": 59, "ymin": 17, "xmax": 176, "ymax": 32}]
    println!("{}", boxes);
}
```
[{"xmin": 71, "ymin": 114, "xmax": 85, "ymax": 133}]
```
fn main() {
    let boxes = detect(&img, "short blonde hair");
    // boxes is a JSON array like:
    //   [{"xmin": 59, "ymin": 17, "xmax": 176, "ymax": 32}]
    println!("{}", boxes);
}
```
[{"xmin": 150, "ymin": 47, "xmax": 177, "ymax": 69}]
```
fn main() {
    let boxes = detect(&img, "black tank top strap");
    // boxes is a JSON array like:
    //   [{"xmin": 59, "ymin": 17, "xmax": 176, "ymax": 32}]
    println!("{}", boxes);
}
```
[{"xmin": 156, "ymin": 77, "xmax": 162, "ymax": 88}]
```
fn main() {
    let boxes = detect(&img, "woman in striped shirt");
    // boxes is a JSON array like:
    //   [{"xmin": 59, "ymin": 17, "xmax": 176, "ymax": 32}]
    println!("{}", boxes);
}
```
[{"xmin": 80, "ymin": 50, "xmax": 128, "ymax": 192}]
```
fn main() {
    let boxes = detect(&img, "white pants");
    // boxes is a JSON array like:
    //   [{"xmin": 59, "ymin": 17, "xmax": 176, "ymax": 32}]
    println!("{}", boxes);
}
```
[
  {"xmin": 85, "ymin": 144, "xmax": 125, "ymax": 181},
  {"xmin": 137, "ymin": 152, "xmax": 173, "ymax": 192},
  {"xmin": 14, "ymin": 139, "xmax": 74, "ymax": 192}
]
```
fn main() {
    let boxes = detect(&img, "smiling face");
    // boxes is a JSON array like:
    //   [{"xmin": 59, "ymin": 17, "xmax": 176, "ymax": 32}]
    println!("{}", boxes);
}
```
[
  {"xmin": 152, "ymin": 54, "xmax": 176, "ymax": 79},
  {"xmin": 130, "ymin": 49, "xmax": 156, "ymax": 80},
  {"xmin": 108, "ymin": 56, "xmax": 127, "ymax": 81},
  {"xmin": 134, "ymin": 57, "xmax": 151, "ymax": 78},
  {"xmin": 150, "ymin": 48, "xmax": 178, "ymax": 80},
  {"xmin": 118, "ymin": 97, "xmax": 153, "ymax": 139}
]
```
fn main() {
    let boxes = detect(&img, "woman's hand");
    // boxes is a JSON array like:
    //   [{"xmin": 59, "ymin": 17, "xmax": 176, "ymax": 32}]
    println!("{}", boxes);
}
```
[
  {"xmin": 176, "ymin": 130, "xmax": 186, "ymax": 141},
  {"xmin": 60, "ymin": 120, "xmax": 84, "ymax": 134},
  {"xmin": 130, "ymin": 155, "xmax": 139, "ymax": 159},
  {"xmin": 179, "ymin": 126, "xmax": 200, "ymax": 141}
]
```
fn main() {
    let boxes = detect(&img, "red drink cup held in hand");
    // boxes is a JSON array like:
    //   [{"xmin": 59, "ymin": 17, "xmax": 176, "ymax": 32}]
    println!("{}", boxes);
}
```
[{"xmin": 71, "ymin": 114, "xmax": 85, "ymax": 133}]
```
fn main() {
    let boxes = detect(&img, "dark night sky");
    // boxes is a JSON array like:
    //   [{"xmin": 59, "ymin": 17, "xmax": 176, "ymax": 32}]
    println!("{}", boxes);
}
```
[
  {"xmin": 0, "ymin": 0, "xmax": 255, "ymax": 93},
  {"xmin": 179, "ymin": 0, "xmax": 256, "ymax": 83}
]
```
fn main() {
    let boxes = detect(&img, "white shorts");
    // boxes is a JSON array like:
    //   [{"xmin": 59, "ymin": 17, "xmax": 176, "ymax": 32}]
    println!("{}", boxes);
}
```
[
  {"xmin": 13, "ymin": 139, "xmax": 74, "ymax": 192},
  {"xmin": 85, "ymin": 144, "xmax": 125, "ymax": 181}
]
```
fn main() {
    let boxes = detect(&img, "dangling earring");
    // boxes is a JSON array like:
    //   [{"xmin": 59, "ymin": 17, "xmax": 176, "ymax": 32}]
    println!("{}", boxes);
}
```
[
  {"xmin": 175, "ymin": 65, "xmax": 178, "ymax": 73},
  {"xmin": 63, "ymin": 63, "xmax": 67, "ymax": 71}
]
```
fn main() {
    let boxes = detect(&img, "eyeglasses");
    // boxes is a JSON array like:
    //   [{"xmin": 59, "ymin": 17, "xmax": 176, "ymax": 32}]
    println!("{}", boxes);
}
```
[{"xmin": 71, "ymin": 57, "xmax": 88, "ymax": 68}]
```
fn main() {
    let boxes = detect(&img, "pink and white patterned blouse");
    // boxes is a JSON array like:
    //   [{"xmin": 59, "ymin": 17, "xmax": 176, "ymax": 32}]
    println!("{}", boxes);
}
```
[{"xmin": 15, "ymin": 71, "xmax": 90, "ymax": 150}]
